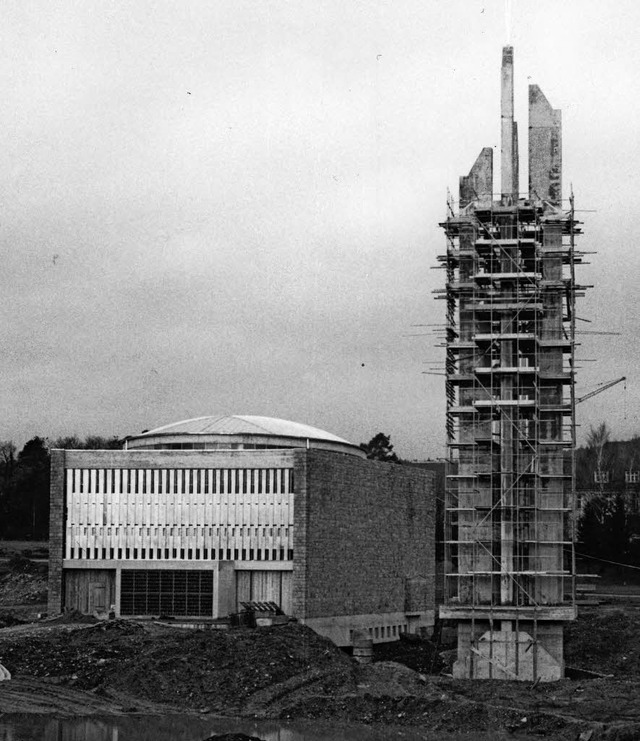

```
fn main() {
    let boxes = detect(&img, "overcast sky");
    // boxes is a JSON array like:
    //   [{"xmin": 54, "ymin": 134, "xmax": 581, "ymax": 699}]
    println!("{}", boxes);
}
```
[{"xmin": 1, "ymin": 0, "xmax": 638, "ymax": 459}]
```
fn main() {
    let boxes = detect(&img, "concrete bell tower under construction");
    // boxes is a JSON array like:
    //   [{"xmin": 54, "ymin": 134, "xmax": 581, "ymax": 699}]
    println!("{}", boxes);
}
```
[{"xmin": 437, "ymin": 47, "xmax": 584, "ymax": 680}]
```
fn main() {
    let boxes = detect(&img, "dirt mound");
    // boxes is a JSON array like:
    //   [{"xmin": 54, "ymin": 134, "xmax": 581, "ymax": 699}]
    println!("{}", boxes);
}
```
[
  {"xmin": 356, "ymin": 661, "xmax": 429, "ymax": 697},
  {"xmin": 46, "ymin": 609, "xmax": 99, "ymax": 625},
  {"xmin": 0, "ymin": 621, "xmax": 354, "ymax": 713},
  {"xmin": 3, "ymin": 610, "xmax": 640, "ymax": 738},
  {"xmin": 0, "ymin": 676, "xmax": 175, "ymax": 716},
  {"xmin": 280, "ymin": 690, "xmax": 573, "ymax": 736},
  {"xmin": 0, "ymin": 614, "xmax": 25, "ymax": 629},
  {"xmin": 373, "ymin": 634, "xmax": 444, "ymax": 675},
  {"xmin": 565, "ymin": 608, "xmax": 640, "ymax": 676},
  {"xmin": 6, "ymin": 554, "xmax": 43, "ymax": 574},
  {"xmin": 0, "ymin": 570, "xmax": 47, "ymax": 607},
  {"xmin": 0, "ymin": 555, "xmax": 48, "ymax": 610},
  {"xmin": 202, "ymin": 735, "xmax": 266, "ymax": 741}
]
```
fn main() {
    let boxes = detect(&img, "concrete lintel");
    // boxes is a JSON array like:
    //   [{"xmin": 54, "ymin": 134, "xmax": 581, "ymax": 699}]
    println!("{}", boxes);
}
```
[
  {"xmin": 439, "ymin": 606, "xmax": 576, "ymax": 621},
  {"xmin": 57, "ymin": 448, "xmax": 297, "ymax": 469},
  {"xmin": 231, "ymin": 561, "xmax": 293, "ymax": 571},
  {"xmin": 63, "ymin": 559, "xmax": 293, "ymax": 571}
]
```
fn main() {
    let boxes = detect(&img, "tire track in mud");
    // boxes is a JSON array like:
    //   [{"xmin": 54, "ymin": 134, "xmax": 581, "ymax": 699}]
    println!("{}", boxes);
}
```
[{"xmin": 0, "ymin": 677, "xmax": 180, "ymax": 716}]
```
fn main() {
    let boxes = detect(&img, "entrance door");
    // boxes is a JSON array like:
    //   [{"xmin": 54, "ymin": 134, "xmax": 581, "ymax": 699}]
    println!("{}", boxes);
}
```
[{"xmin": 89, "ymin": 583, "xmax": 107, "ymax": 613}]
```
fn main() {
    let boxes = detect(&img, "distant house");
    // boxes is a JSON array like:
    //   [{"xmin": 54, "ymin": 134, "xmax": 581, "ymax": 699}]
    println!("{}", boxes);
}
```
[{"xmin": 576, "ymin": 440, "xmax": 640, "ymax": 519}]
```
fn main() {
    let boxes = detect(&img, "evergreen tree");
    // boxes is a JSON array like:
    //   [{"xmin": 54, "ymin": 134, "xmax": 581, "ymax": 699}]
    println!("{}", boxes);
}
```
[
  {"xmin": 360, "ymin": 432, "xmax": 400, "ymax": 462},
  {"xmin": 1, "ymin": 437, "xmax": 51, "ymax": 539},
  {"xmin": 0, "ymin": 433, "xmax": 122, "ymax": 539}
]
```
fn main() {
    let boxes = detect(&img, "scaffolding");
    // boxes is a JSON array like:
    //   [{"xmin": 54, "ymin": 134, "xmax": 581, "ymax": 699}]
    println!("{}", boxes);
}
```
[
  {"xmin": 434, "ymin": 47, "xmax": 586, "ymax": 681},
  {"xmin": 436, "ymin": 196, "xmax": 585, "ymax": 679}
]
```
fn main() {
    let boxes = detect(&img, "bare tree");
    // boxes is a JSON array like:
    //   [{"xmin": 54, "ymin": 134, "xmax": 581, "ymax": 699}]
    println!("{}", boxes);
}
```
[
  {"xmin": 588, "ymin": 421, "xmax": 610, "ymax": 477},
  {"xmin": 0, "ymin": 440, "xmax": 16, "ymax": 466},
  {"xmin": 0, "ymin": 440, "xmax": 16, "ymax": 494},
  {"xmin": 585, "ymin": 422, "xmax": 613, "ymax": 522}
]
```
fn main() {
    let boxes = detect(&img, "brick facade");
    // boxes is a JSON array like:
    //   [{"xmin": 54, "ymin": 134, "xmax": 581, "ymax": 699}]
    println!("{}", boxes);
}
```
[
  {"xmin": 47, "ymin": 449, "xmax": 66, "ymax": 615},
  {"xmin": 293, "ymin": 450, "xmax": 434, "ymax": 622}
]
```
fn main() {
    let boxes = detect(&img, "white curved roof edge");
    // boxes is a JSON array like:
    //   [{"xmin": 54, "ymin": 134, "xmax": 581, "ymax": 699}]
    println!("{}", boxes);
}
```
[{"xmin": 139, "ymin": 414, "xmax": 356, "ymax": 447}]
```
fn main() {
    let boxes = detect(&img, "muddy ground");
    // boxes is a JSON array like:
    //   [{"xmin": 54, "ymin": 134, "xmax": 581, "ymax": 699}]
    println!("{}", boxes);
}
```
[{"xmin": 1, "ymin": 561, "xmax": 640, "ymax": 739}]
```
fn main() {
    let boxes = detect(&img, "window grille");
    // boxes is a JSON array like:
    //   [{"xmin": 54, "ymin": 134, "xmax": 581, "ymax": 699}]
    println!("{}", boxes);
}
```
[{"xmin": 120, "ymin": 569, "xmax": 214, "ymax": 616}]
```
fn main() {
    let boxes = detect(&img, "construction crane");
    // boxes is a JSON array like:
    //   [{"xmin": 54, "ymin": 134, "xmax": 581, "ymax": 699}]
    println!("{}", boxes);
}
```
[{"xmin": 576, "ymin": 376, "xmax": 626, "ymax": 404}]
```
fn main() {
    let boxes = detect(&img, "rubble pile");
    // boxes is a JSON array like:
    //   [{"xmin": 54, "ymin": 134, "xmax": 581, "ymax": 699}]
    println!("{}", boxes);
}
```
[
  {"xmin": 0, "ymin": 571, "xmax": 47, "ymax": 607},
  {"xmin": 0, "ymin": 554, "xmax": 48, "ymax": 610},
  {"xmin": 2, "ymin": 615, "xmax": 640, "ymax": 738},
  {"xmin": 1, "ymin": 551, "xmax": 640, "ymax": 740},
  {"xmin": 0, "ymin": 614, "xmax": 24, "ymax": 629},
  {"xmin": 0, "ymin": 621, "xmax": 354, "ymax": 713},
  {"xmin": 373, "ymin": 634, "xmax": 445, "ymax": 675},
  {"xmin": 203, "ymin": 735, "xmax": 266, "ymax": 741},
  {"xmin": 565, "ymin": 608, "xmax": 640, "ymax": 676}
]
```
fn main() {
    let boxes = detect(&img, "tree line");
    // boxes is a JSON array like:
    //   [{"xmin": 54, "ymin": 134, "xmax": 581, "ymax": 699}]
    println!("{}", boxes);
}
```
[
  {"xmin": 2, "ymin": 426, "xmax": 636, "ymax": 567},
  {"xmin": 0, "ymin": 435, "xmax": 121, "ymax": 540},
  {"xmin": 0, "ymin": 431, "xmax": 401, "ymax": 540},
  {"xmin": 361, "ymin": 428, "xmax": 640, "ymax": 568},
  {"xmin": 576, "ymin": 422, "xmax": 640, "ymax": 566}
]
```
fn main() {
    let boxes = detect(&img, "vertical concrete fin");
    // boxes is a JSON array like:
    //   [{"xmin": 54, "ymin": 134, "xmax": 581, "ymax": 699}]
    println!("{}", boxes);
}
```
[
  {"xmin": 501, "ymin": 45, "xmax": 519, "ymax": 202},
  {"xmin": 512, "ymin": 121, "xmax": 519, "ymax": 200},
  {"xmin": 528, "ymin": 84, "xmax": 562, "ymax": 206},
  {"xmin": 459, "ymin": 147, "xmax": 493, "ymax": 208}
]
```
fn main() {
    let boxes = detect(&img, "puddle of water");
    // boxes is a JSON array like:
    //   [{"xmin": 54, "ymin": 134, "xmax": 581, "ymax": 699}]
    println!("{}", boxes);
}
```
[{"xmin": 0, "ymin": 714, "xmax": 515, "ymax": 741}]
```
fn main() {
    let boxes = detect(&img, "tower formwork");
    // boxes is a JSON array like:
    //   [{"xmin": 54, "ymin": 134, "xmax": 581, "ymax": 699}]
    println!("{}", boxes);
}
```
[{"xmin": 437, "ymin": 47, "xmax": 585, "ymax": 681}]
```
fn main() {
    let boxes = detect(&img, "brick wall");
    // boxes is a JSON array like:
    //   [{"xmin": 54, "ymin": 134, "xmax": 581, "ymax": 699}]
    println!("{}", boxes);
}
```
[
  {"xmin": 47, "ymin": 449, "xmax": 66, "ymax": 614},
  {"xmin": 291, "ymin": 452, "xmax": 308, "ymax": 617},
  {"xmin": 293, "ymin": 450, "xmax": 434, "ymax": 620}
]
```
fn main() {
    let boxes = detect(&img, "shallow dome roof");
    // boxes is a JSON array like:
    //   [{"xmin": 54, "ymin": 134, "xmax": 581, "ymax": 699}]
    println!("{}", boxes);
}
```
[
  {"xmin": 127, "ymin": 415, "xmax": 364, "ymax": 457},
  {"xmin": 143, "ymin": 415, "xmax": 351, "ymax": 443}
]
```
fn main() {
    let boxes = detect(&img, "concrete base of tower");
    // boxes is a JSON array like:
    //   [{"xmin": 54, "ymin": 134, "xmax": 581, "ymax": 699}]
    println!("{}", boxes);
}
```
[{"xmin": 452, "ymin": 621, "xmax": 564, "ymax": 681}]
